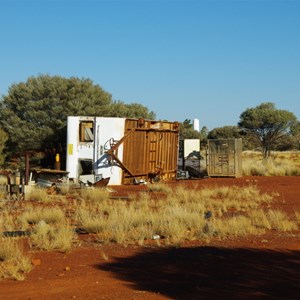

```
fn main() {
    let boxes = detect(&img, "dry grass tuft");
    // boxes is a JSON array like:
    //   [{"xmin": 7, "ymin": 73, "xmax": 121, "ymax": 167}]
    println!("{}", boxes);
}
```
[
  {"xmin": 100, "ymin": 251, "xmax": 109, "ymax": 261},
  {"xmin": 148, "ymin": 183, "xmax": 173, "ymax": 194},
  {"xmin": 28, "ymin": 187, "xmax": 52, "ymax": 202},
  {"xmin": 0, "ymin": 209, "xmax": 16, "ymax": 231},
  {"xmin": 248, "ymin": 209, "xmax": 271, "ymax": 230},
  {"xmin": 295, "ymin": 211, "xmax": 300, "ymax": 226},
  {"xmin": 213, "ymin": 215, "xmax": 261, "ymax": 237},
  {"xmin": 0, "ymin": 238, "xmax": 32, "ymax": 281},
  {"xmin": 267, "ymin": 210, "xmax": 298, "ymax": 231},
  {"xmin": 79, "ymin": 188, "xmax": 111, "ymax": 203},
  {"xmin": 0, "ymin": 176, "xmax": 7, "ymax": 185},
  {"xmin": 243, "ymin": 151, "xmax": 300, "ymax": 176},
  {"xmin": 30, "ymin": 221, "xmax": 76, "ymax": 252},
  {"xmin": 20, "ymin": 206, "xmax": 65, "ymax": 227}
]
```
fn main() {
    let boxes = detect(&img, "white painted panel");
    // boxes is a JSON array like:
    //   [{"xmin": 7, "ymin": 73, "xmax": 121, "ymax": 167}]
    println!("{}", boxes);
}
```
[
  {"xmin": 184, "ymin": 139, "xmax": 200, "ymax": 158},
  {"xmin": 66, "ymin": 116, "xmax": 126, "ymax": 185},
  {"xmin": 66, "ymin": 116, "xmax": 95, "ymax": 181},
  {"xmin": 94, "ymin": 117, "xmax": 126, "ymax": 185},
  {"xmin": 66, "ymin": 116, "xmax": 79, "ymax": 179}
]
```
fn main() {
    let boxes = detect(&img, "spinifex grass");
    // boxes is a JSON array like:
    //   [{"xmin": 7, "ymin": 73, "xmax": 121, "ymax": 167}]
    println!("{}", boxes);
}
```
[
  {"xmin": 266, "ymin": 210, "xmax": 298, "ymax": 231},
  {"xmin": 3, "ymin": 183, "xmax": 297, "ymax": 251},
  {"xmin": 29, "ymin": 221, "xmax": 76, "ymax": 252},
  {"xmin": 242, "ymin": 151, "xmax": 300, "ymax": 176},
  {"xmin": 28, "ymin": 187, "xmax": 52, "ymax": 202},
  {"xmin": 0, "ymin": 176, "xmax": 7, "ymax": 185},
  {"xmin": 79, "ymin": 188, "xmax": 111, "ymax": 203},
  {"xmin": 0, "ymin": 209, "xmax": 16, "ymax": 231},
  {"xmin": 0, "ymin": 238, "xmax": 32, "ymax": 281},
  {"xmin": 295, "ymin": 211, "xmax": 300, "ymax": 225},
  {"xmin": 75, "ymin": 184, "xmax": 297, "ymax": 245},
  {"xmin": 20, "ymin": 206, "xmax": 65, "ymax": 227}
]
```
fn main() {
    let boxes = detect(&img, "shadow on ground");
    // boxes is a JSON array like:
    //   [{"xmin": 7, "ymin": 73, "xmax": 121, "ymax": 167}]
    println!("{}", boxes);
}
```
[{"xmin": 98, "ymin": 246, "xmax": 300, "ymax": 299}]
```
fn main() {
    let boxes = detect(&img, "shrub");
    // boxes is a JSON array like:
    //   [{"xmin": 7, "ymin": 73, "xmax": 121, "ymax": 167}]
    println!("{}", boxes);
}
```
[
  {"xmin": 0, "ymin": 238, "xmax": 32, "ymax": 281},
  {"xmin": 0, "ymin": 210, "xmax": 16, "ymax": 231},
  {"xmin": 248, "ymin": 209, "xmax": 271, "ymax": 230},
  {"xmin": 267, "ymin": 210, "xmax": 297, "ymax": 231},
  {"xmin": 295, "ymin": 211, "xmax": 300, "ymax": 226},
  {"xmin": 79, "ymin": 188, "xmax": 110, "ymax": 203},
  {"xmin": 28, "ymin": 187, "xmax": 52, "ymax": 202},
  {"xmin": 30, "ymin": 221, "xmax": 76, "ymax": 252},
  {"xmin": 242, "ymin": 151, "xmax": 300, "ymax": 176},
  {"xmin": 20, "ymin": 206, "xmax": 65, "ymax": 227},
  {"xmin": 76, "ymin": 184, "xmax": 292, "ymax": 245}
]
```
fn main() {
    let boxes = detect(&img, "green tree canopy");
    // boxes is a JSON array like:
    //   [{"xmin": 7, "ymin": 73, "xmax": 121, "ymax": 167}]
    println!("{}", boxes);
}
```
[
  {"xmin": 0, "ymin": 128, "xmax": 8, "ymax": 166},
  {"xmin": 207, "ymin": 125, "xmax": 259, "ymax": 150},
  {"xmin": 274, "ymin": 120, "xmax": 300, "ymax": 151},
  {"xmin": 238, "ymin": 102, "xmax": 297, "ymax": 158},
  {"xmin": 0, "ymin": 74, "xmax": 155, "ymax": 166},
  {"xmin": 208, "ymin": 126, "xmax": 242, "ymax": 140},
  {"xmin": 109, "ymin": 101, "xmax": 156, "ymax": 119},
  {"xmin": 0, "ymin": 75, "xmax": 112, "ymax": 160}
]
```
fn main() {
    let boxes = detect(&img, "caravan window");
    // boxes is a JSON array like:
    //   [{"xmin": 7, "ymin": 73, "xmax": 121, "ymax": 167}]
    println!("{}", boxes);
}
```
[{"xmin": 80, "ymin": 121, "xmax": 94, "ymax": 142}]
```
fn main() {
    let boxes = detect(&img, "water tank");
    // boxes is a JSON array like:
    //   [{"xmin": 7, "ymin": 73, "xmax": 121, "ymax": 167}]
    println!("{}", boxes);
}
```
[{"xmin": 193, "ymin": 118, "xmax": 200, "ymax": 132}]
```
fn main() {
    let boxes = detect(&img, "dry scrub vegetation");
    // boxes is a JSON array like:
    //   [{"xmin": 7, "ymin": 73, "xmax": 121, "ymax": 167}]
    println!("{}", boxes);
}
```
[
  {"xmin": 0, "ymin": 238, "xmax": 32, "ymax": 281},
  {"xmin": 1, "ymin": 174, "xmax": 300, "ymax": 281},
  {"xmin": 75, "ymin": 184, "xmax": 299, "ymax": 245},
  {"xmin": 242, "ymin": 151, "xmax": 300, "ymax": 176}
]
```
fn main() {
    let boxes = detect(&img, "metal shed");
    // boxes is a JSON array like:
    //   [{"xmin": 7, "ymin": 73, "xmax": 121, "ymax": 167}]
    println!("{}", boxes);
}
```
[
  {"xmin": 66, "ymin": 116, "xmax": 179, "ymax": 185},
  {"xmin": 206, "ymin": 139, "xmax": 242, "ymax": 178}
]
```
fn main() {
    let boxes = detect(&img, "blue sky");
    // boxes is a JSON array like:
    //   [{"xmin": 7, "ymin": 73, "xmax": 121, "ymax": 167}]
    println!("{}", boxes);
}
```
[{"xmin": 1, "ymin": 0, "xmax": 299, "ymax": 130}]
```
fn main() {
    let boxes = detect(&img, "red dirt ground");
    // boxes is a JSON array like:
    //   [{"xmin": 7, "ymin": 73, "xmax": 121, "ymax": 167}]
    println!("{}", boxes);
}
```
[{"xmin": 1, "ymin": 176, "xmax": 300, "ymax": 300}]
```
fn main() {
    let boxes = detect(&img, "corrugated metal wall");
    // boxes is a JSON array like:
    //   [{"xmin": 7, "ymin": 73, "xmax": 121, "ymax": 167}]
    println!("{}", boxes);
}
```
[{"xmin": 121, "ymin": 119, "xmax": 179, "ymax": 184}]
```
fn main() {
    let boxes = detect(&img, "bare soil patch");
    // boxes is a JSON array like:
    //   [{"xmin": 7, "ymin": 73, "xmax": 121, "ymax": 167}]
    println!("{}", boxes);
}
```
[{"xmin": 0, "ymin": 176, "xmax": 300, "ymax": 300}]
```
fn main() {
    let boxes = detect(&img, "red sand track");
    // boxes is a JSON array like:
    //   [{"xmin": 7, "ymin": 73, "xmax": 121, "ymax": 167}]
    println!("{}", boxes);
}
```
[{"xmin": 1, "ymin": 176, "xmax": 300, "ymax": 300}]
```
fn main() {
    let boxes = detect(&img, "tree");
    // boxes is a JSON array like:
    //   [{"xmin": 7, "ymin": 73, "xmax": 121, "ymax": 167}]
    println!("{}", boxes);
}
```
[
  {"xmin": 179, "ymin": 119, "xmax": 201, "ymax": 139},
  {"xmin": 0, "ymin": 128, "xmax": 8, "ymax": 166},
  {"xmin": 200, "ymin": 126, "xmax": 208, "ymax": 140},
  {"xmin": 238, "ymin": 102, "xmax": 297, "ymax": 158},
  {"xmin": 290, "ymin": 121, "xmax": 300, "ymax": 150},
  {"xmin": 0, "ymin": 75, "xmax": 157, "ymax": 167},
  {"xmin": 199, "ymin": 126, "xmax": 208, "ymax": 147},
  {"xmin": 274, "ymin": 121, "xmax": 300, "ymax": 151},
  {"xmin": 109, "ymin": 101, "xmax": 156, "ymax": 119},
  {"xmin": 207, "ymin": 125, "xmax": 259, "ymax": 150},
  {"xmin": 206, "ymin": 126, "xmax": 260, "ymax": 150},
  {"xmin": 207, "ymin": 126, "xmax": 242, "ymax": 140},
  {"xmin": 0, "ymin": 75, "xmax": 112, "ymax": 166}
]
